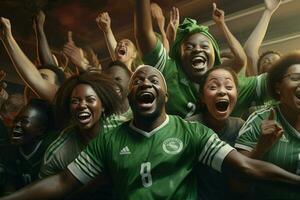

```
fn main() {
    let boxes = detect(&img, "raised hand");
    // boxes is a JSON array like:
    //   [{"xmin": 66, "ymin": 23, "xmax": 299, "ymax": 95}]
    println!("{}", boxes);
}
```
[
  {"xmin": 264, "ymin": 0, "xmax": 281, "ymax": 13},
  {"xmin": 34, "ymin": 10, "xmax": 46, "ymax": 28},
  {"xmin": 151, "ymin": 3, "xmax": 165, "ymax": 29},
  {"xmin": 166, "ymin": 7, "xmax": 179, "ymax": 44},
  {"xmin": 95, "ymin": 12, "xmax": 111, "ymax": 32},
  {"xmin": 256, "ymin": 108, "xmax": 284, "ymax": 156},
  {"xmin": 0, "ymin": 17, "xmax": 12, "ymax": 39},
  {"xmin": 212, "ymin": 3, "xmax": 225, "ymax": 24},
  {"xmin": 63, "ymin": 31, "xmax": 89, "ymax": 71}
]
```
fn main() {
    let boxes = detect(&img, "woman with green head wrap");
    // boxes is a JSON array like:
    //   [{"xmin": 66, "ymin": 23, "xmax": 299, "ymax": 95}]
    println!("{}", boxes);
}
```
[{"xmin": 134, "ymin": 0, "xmax": 270, "ymax": 118}]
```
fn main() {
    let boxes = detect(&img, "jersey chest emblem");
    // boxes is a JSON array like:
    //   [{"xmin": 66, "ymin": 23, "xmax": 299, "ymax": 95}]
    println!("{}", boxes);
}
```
[{"xmin": 162, "ymin": 138, "xmax": 183, "ymax": 155}]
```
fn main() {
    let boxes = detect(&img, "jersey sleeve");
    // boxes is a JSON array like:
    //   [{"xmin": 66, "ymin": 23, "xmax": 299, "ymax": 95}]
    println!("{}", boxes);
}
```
[
  {"xmin": 67, "ymin": 134, "xmax": 107, "ymax": 184},
  {"xmin": 39, "ymin": 155, "xmax": 60, "ymax": 178},
  {"xmin": 234, "ymin": 111, "xmax": 263, "ymax": 152},
  {"xmin": 195, "ymin": 124, "xmax": 235, "ymax": 173},
  {"xmin": 233, "ymin": 73, "xmax": 269, "ymax": 116},
  {"xmin": 142, "ymin": 37, "xmax": 168, "ymax": 74}
]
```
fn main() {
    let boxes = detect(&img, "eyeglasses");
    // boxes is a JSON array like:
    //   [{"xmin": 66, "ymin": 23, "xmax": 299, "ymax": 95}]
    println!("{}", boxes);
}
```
[{"xmin": 282, "ymin": 73, "xmax": 300, "ymax": 82}]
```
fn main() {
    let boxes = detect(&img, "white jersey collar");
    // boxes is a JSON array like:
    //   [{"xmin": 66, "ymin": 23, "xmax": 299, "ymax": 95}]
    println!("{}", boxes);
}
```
[{"xmin": 129, "ymin": 115, "xmax": 169, "ymax": 138}]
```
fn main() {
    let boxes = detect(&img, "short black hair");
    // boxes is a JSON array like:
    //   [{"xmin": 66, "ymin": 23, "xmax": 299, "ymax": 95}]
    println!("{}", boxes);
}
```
[
  {"xmin": 38, "ymin": 64, "xmax": 66, "ymax": 86},
  {"xmin": 257, "ymin": 50, "xmax": 281, "ymax": 72},
  {"xmin": 54, "ymin": 72, "xmax": 123, "ymax": 128},
  {"xmin": 267, "ymin": 51, "xmax": 300, "ymax": 100},
  {"xmin": 25, "ymin": 98, "xmax": 55, "ymax": 130},
  {"xmin": 106, "ymin": 60, "xmax": 132, "ymax": 77}
]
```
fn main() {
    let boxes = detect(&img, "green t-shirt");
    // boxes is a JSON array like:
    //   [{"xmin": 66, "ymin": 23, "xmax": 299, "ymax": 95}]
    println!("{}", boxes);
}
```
[
  {"xmin": 143, "ymin": 38, "xmax": 269, "ymax": 118},
  {"xmin": 40, "ymin": 116, "xmax": 125, "ymax": 178},
  {"xmin": 235, "ymin": 105, "xmax": 300, "ymax": 199},
  {"xmin": 3, "ymin": 131, "xmax": 58, "ymax": 189},
  {"xmin": 68, "ymin": 115, "xmax": 234, "ymax": 200}
]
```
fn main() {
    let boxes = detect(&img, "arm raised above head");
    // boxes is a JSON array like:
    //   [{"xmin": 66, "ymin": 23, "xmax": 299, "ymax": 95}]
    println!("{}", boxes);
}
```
[
  {"xmin": 134, "ymin": 0, "xmax": 157, "ymax": 56},
  {"xmin": 0, "ymin": 17, "xmax": 58, "ymax": 103}
]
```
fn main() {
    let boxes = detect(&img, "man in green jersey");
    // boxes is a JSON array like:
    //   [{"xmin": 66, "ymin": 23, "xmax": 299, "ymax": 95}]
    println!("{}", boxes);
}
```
[
  {"xmin": 134, "ymin": 0, "xmax": 268, "ymax": 118},
  {"xmin": 1, "ymin": 65, "xmax": 300, "ymax": 200}
]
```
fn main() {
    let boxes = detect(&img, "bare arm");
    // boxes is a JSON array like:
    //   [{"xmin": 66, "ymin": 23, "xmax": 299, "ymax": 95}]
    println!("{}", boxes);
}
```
[
  {"xmin": 151, "ymin": 3, "xmax": 169, "ymax": 53},
  {"xmin": 0, "ymin": 17, "xmax": 58, "ymax": 103},
  {"xmin": 213, "ymin": 3, "xmax": 246, "ymax": 73},
  {"xmin": 96, "ymin": 12, "xmax": 117, "ymax": 61},
  {"xmin": 244, "ymin": 0, "xmax": 281, "ymax": 75},
  {"xmin": 166, "ymin": 7, "xmax": 179, "ymax": 49},
  {"xmin": 0, "ymin": 170, "xmax": 81, "ymax": 200},
  {"xmin": 134, "ymin": 0, "xmax": 157, "ymax": 56},
  {"xmin": 63, "ymin": 31, "xmax": 92, "ymax": 73},
  {"xmin": 223, "ymin": 150, "xmax": 300, "ymax": 186},
  {"xmin": 34, "ymin": 10, "xmax": 58, "ymax": 67}
]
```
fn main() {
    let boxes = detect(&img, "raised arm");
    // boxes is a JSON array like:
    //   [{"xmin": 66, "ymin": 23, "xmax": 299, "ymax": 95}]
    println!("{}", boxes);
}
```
[
  {"xmin": 33, "ymin": 10, "xmax": 58, "ymax": 67},
  {"xmin": 96, "ymin": 12, "xmax": 117, "ymax": 61},
  {"xmin": 134, "ymin": 0, "xmax": 157, "ymax": 56},
  {"xmin": 63, "ymin": 31, "xmax": 91, "ymax": 73},
  {"xmin": 166, "ymin": 7, "xmax": 180, "ymax": 48},
  {"xmin": 244, "ymin": 0, "xmax": 281, "ymax": 75},
  {"xmin": 0, "ymin": 170, "xmax": 81, "ymax": 200},
  {"xmin": 150, "ymin": 3, "xmax": 169, "ymax": 53},
  {"xmin": 0, "ymin": 17, "xmax": 58, "ymax": 103},
  {"xmin": 212, "ymin": 3, "xmax": 246, "ymax": 73}
]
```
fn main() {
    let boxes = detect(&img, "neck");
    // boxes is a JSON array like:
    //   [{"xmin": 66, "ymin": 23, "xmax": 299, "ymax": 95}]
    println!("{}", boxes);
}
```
[
  {"xmin": 203, "ymin": 111, "xmax": 226, "ymax": 134},
  {"xmin": 21, "ymin": 139, "xmax": 41, "ymax": 155},
  {"xmin": 121, "ymin": 99, "xmax": 130, "ymax": 113},
  {"xmin": 125, "ymin": 60, "xmax": 133, "ymax": 72},
  {"xmin": 279, "ymin": 103, "xmax": 300, "ymax": 133},
  {"xmin": 79, "ymin": 123, "xmax": 100, "ymax": 145},
  {"xmin": 133, "ymin": 112, "xmax": 167, "ymax": 132}
]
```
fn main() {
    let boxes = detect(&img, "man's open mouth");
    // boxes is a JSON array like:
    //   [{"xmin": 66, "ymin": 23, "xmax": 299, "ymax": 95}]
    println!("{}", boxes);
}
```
[
  {"xmin": 215, "ymin": 99, "xmax": 229, "ymax": 112},
  {"xmin": 12, "ymin": 129, "xmax": 23, "ymax": 138}
]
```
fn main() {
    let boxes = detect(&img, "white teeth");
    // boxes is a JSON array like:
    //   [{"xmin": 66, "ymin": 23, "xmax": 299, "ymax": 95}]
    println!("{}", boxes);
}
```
[{"xmin": 78, "ymin": 112, "xmax": 90, "ymax": 117}]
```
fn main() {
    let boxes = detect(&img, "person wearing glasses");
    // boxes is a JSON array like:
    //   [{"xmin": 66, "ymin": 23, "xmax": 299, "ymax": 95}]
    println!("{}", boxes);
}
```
[{"xmin": 235, "ymin": 51, "xmax": 300, "ymax": 199}]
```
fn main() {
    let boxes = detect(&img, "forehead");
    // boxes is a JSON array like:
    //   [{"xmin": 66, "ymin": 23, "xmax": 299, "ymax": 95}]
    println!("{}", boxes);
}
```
[
  {"xmin": 71, "ymin": 84, "xmax": 97, "ymax": 97},
  {"xmin": 183, "ymin": 32, "xmax": 212, "ymax": 44},
  {"xmin": 133, "ymin": 67, "xmax": 162, "ymax": 79},
  {"xmin": 261, "ymin": 53, "xmax": 280, "ymax": 60},
  {"xmin": 119, "ymin": 39, "xmax": 133, "ymax": 45},
  {"xmin": 106, "ymin": 65, "xmax": 130, "ymax": 77},
  {"xmin": 286, "ymin": 64, "xmax": 300, "ymax": 74},
  {"xmin": 17, "ymin": 105, "xmax": 40, "ymax": 118},
  {"xmin": 206, "ymin": 69, "xmax": 235, "ymax": 82}
]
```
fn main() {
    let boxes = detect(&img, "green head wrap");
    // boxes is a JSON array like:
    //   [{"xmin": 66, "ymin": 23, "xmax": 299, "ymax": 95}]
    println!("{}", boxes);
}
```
[{"xmin": 170, "ymin": 18, "xmax": 221, "ymax": 65}]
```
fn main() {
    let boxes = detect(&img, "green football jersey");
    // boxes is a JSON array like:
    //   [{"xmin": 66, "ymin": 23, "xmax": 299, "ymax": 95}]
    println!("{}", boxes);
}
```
[
  {"xmin": 68, "ymin": 115, "xmax": 234, "ymax": 200},
  {"xmin": 235, "ymin": 105, "xmax": 300, "ymax": 199},
  {"xmin": 4, "ymin": 131, "xmax": 58, "ymax": 188},
  {"xmin": 40, "ymin": 116, "xmax": 125, "ymax": 178},
  {"xmin": 143, "ymin": 38, "xmax": 269, "ymax": 118}
]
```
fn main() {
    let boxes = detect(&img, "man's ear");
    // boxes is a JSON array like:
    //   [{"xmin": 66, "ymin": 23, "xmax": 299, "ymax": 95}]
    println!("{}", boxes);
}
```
[
  {"xmin": 275, "ymin": 83, "xmax": 281, "ymax": 96},
  {"xmin": 165, "ymin": 92, "xmax": 169, "ymax": 103}
]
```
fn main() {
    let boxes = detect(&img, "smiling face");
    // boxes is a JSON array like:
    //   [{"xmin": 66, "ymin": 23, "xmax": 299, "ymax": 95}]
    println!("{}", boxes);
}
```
[
  {"xmin": 201, "ymin": 69, "xmax": 237, "ymax": 121},
  {"xmin": 128, "ymin": 66, "xmax": 167, "ymax": 120},
  {"xmin": 11, "ymin": 105, "xmax": 45, "ymax": 146},
  {"xmin": 277, "ymin": 64, "xmax": 300, "ymax": 112},
  {"xmin": 105, "ymin": 65, "xmax": 131, "ymax": 98},
  {"xmin": 180, "ymin": 33, "xmax": 215, "ymax": 82},
  {"xmin": 115, "ymin": 39, "xmax": 137, "ymax": 65},
  {"xmin": 70, "ymin": 84, "xmax": 103, "ymax": 131}
]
